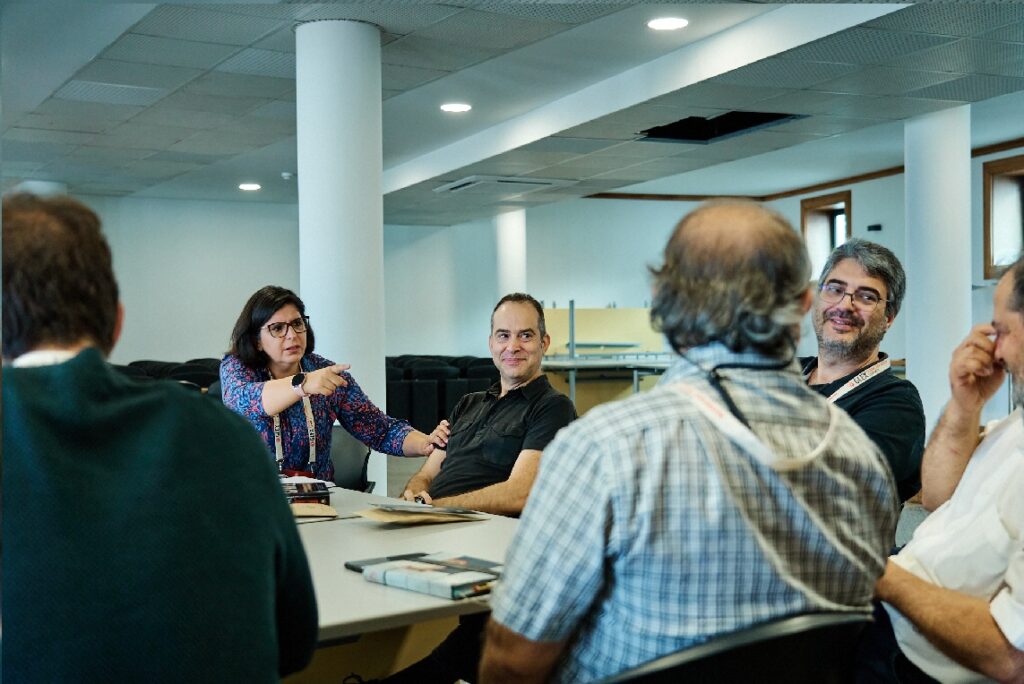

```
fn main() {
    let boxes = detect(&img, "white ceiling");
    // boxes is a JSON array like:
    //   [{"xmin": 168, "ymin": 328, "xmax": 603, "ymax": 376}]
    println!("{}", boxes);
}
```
[{"xmin": 3, "ymin": 2, "xmax": 1024, "ymax": 225}]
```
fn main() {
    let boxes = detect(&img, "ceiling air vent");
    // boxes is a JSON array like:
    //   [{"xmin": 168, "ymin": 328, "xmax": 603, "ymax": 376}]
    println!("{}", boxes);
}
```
[
  {"xmin": 640, "ymin": 111, "xmax": 806, "ymax": 144},
  {"xmin": 433, "ymin": 175, "xmax": 575, "ymax": 200}
]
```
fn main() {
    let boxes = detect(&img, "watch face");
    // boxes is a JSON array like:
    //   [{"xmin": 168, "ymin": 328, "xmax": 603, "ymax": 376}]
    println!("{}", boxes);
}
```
[{"xmin": 292, "ymin": 373, "xmax": 305, "ymax": 387}]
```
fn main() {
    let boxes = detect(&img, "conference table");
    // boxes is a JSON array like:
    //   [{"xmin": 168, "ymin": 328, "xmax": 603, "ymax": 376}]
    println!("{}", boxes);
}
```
[{"xmin": 295, "ymin": 487, "xmax": 519, "ymax": 644}]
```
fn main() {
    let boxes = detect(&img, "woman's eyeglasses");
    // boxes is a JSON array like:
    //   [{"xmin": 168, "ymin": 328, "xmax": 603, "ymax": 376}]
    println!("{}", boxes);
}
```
[{"xmin": 263, "ymin": 316, "xmax": 309, "ymax": 338}]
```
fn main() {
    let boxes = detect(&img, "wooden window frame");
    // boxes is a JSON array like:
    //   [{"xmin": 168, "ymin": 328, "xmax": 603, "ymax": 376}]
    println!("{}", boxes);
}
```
[
  {"xmin": 983, "ymin": 153, "xmax": 1024, "ymax": 281},
  {"xmin": 800, "ymin": 190, "xmax": 852, "ymax": 242}
]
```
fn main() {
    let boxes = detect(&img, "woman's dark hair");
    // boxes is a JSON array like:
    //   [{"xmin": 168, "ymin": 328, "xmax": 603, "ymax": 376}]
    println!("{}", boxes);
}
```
[{"xmin": 228, "ymin": 285, "xmax": 315, "ymax": 368}]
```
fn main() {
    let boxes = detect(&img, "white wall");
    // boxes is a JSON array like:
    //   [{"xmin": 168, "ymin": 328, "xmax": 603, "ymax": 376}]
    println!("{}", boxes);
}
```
[
  {"xmin": 81, "ymin": 194, "xmax": 299, "ymax": 365},
  {"xmin": 382, "ymin": 218, "xmax": 498, "ymax": 356},
  {"xmin": 526, "ymin": 197, "xmax": 696, "ymax": 309}
]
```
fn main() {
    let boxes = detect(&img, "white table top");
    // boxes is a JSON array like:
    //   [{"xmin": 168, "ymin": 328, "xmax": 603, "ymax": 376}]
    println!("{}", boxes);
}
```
[{"xmin": 296, "ymin": 488, "xmax": 519, "ymax": 642}]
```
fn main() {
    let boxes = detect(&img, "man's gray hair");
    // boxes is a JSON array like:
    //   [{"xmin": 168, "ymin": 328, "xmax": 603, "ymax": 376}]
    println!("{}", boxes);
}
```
[
  {"xmin": 650, "ymin": 201, "xmax": 811, "ymax": 359},
  {"xmin": 817, "ymin": 238, "xmax": 906, "ymax": 320}
]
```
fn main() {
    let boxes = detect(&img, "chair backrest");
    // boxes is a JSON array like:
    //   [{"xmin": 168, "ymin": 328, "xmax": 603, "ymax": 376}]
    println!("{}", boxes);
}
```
[
  {"xmin": 600, "ymin": 612, "xmax": 871, "ymax": 684},
  {"xmin": 331, "ymin": 426, "xmax": 373, "ymax": 492},
  {"xmin": 206, "ymin": 379, "xmax": 223, "ymax": 402}
]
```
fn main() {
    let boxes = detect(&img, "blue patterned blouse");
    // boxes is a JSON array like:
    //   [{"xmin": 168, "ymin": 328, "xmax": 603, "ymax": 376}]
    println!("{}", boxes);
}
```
[{"xmin": 220, "ymin": 352, "xmax": 412, "ymax": 481}]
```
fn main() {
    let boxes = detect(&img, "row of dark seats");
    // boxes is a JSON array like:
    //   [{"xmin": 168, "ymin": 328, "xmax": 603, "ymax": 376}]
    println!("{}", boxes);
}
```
[
  {"xmin": 111, "ymin": 357, "xmax": 222, "ymax": 391},
  {"xmin": 385, "ymin": 355, "xmax": 499, "ymax": 433},
  {"xmin": 110, "ymin": 355, "xmax": 499, "ymax": 434}
]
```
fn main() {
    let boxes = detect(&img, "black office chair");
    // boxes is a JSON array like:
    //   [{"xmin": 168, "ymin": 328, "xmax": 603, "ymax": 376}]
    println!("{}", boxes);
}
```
[
  {"xmin": 331, "ymin": 426, "xmax": 374, "ymax": 493},
  {"xmin": 600, "ymin": 612, "xmax": 872, "ymax": 684}
]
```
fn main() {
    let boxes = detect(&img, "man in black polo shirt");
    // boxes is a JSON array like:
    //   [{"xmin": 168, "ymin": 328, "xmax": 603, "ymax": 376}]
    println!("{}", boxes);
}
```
[
  {"xmin": 401, "ymin": 292, "xmax": 576, "ymax": 515},
  {"xmin": 801, "ymin": 239, "xmax": 925, "ymax": 502},
  {"xmin": 387, "ymin": 293, "xmax": 575, "ymax": 684}
]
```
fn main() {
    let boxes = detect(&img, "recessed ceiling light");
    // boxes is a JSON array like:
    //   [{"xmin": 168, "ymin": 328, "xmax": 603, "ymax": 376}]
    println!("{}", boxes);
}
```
[
  {"xmin": 647, "ymin": 17, "xmax": 688, "ymax": 31},
  {"xmin": 440, "ymin": 103, "xmax": 472, "ymax": 113},
  {"xmin": 239, "ymin": 183, "xmax": 261, "ymax": 191}
]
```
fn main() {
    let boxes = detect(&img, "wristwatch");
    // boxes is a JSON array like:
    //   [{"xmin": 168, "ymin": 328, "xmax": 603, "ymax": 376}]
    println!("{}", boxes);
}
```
[{"xmin": 291, "ymin": 372, "xmax": 308, "ymax": 398}]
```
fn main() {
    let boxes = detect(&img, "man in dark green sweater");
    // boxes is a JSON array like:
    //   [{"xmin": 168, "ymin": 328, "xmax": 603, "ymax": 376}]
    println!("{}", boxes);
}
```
[{"xmin": 2, "ymin": 193, "xmax": 319, "ymax": 682}]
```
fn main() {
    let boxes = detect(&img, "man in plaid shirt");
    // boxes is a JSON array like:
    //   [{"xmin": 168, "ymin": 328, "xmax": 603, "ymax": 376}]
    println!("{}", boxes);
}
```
[{"xmin": 480, "ymin": 201, "xmax": 899, "ymax": 683}]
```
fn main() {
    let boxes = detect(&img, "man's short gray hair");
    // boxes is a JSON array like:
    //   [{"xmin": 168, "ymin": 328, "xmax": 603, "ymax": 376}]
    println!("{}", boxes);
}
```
[
  {"xmin": 817, "ymin": 238, "xmax": 906, "ymax": 320},
  {"xmin": 650, "ymin": 201, "xmax": 811, "ymax": 359}
]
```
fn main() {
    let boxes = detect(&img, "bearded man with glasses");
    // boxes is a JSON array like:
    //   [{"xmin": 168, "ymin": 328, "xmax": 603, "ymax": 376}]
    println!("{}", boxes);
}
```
[{"xmin": 801, "ymin": 239, "xmax": 926, "ymax": 502}]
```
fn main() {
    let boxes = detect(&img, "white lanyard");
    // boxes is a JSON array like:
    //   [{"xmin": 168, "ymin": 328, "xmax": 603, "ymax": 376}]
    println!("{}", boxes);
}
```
[
  {"xmin": 272, "ymin": 396, "xmax": 317, "ymax": 467},
  {"xmin": 806, "ymin": 357, "xmax": 890, "ymax": 404},
  {"xmin": 668, "ymin": 381, "xmax": 837, "ymax": 472}
]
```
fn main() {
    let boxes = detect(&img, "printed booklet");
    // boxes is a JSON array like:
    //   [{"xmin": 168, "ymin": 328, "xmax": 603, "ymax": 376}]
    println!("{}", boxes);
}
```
[{"xmin": 350, "ymin": 552, "xmax": 502, "ymax": 600}]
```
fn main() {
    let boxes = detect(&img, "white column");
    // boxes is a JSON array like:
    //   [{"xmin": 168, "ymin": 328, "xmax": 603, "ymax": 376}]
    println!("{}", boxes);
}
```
[
  {"xmin": 495, "ymin": 209, "xmax": 527, "ymax": 296},
  {"xmin": 904, "ymin": 105, "xmax": 972, "ymax": 433},
  {"xmin": 295, "ymin": 20, "xmax": 388, "ymax": 492}
]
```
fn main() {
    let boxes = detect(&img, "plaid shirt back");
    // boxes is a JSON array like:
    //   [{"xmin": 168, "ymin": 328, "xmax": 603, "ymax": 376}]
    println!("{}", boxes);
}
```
[{"xmin": 490, "ymin": 344, "xmax": 899, "ymax": 682}]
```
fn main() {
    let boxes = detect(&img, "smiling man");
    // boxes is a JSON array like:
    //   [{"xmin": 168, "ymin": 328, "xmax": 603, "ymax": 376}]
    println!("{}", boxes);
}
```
[
  {"xmin": 401, "ymin": 293, "xmax": 575, "ymax": 513},
  {"xmin": 801, "ymin": 239, "xmax": 925, "ymax": 501},
  {"xmin": 389, "ymin": 293, "xmax": 576, "ymax": 684}
]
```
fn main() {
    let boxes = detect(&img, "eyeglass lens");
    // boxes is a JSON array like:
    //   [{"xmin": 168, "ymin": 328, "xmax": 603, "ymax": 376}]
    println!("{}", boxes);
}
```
[
  {"xmin": 267, "ymin": 318, "xmax": 307, "ymax": 337},
  {"xmin": 821, "ymin": 284, "xmax": 880, "ymax": 310}
]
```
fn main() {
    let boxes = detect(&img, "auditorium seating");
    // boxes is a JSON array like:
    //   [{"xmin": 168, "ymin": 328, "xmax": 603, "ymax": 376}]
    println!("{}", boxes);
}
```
[{"xmin": 111, "ymin": 355, "xmax": 497, "ymax": 433}]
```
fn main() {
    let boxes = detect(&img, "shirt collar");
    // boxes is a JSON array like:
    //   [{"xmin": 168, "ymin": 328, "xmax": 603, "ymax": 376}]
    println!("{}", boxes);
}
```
[
  {"xmin": 660, "ymin": 342, "xmax": 799, "ymax": 384},
  {"xmin": 9, "ymin": 348, "xmax": 82, "ymax": 368},
  {"xmin": 487, "ymin": 373, "xmax": 551, "ymax": 399}
]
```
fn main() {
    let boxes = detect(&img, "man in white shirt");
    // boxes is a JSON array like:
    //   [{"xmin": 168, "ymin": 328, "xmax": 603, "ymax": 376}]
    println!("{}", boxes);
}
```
[{"xmin": 859, "ymin": 259, "xmax": 1024, "ymax": 683}]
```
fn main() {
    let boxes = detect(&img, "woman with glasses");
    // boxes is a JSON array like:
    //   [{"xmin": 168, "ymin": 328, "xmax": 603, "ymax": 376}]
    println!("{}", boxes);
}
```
[{"xmin": 221, "ymin": 285, "xmax": 445, "ymax": 480}]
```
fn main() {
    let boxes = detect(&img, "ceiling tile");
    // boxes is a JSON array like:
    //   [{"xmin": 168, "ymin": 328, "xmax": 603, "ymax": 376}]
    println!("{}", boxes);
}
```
[
  {"xmin": 863, "ymin": 4, "xmax": 1024, "ymax": 38},
  {"xmin": 130, "ymin": 5, "xmax": 286, "ymax": 46},
  {"xmin": 55, "ymin": 81, "xmax": 167, "ymax": 107},
  {"xmin": 74, "ymin": 58, "xmax": 202, "ymax": 91},
  {"xmin": 121, "ymin": 159, "xmax": 205, "ymax": 179},
  {"xmin": 812, "ymin": 67, "xmax": 962, "ymax": 96},
  {"xmin": 383, "ymin": 35, "xmax": 499, "ymax": 72},
  {"xmin": 14, "ymin": 113, "xmax": 119, "ymax": 134},
  {"xmin": 182, "ymin": 72, "xmax": 294, "ymax": 99},
  {"xmin": 131, "ymin": 106, "xmax": 240, "ymax": 129},
  {"xmin": 69, "ymin": 146, "xmax": 155, "ymax": 163},
  {"xmin": 252, "ymin": 26, "xmax": 296, "ymax": 53},
  {"xmin": 579, "ymin": 140, "xmax": 682, "ymax": 160},
  {"xmin": 36, "ymin": 98, "xmax": 144, "ymax": 121},
  {"xmin": 382, "ymin": 63, "xmax": 449, "ymax": 91},
  {"xmin": 978, "ymin": 23, "xmax": 1024, "ymax": 44},
  {"xmin": 471, "ymin": 2, "xmax": 628, "ymax": 25},
  {"xmin": 415, "ymin": 9, "xmax": 566, "ymax": 51},
  {"xmin": 449, "ymin": 160, "xmax": 545, "ymax": 177},
  {"xmin": 780, "ymin": 28, "xmax": 955, "ymax": 65},
  {"xmin": 588, "ymin": 162, "xmax": 676, "ymax": 183},
  {"xmin": 715, "ymin": 59, "xmax": 861, "ymax": 89},
  {"xmin": 908, "ymin": 73, "xmax": 1024, "ymax": 102},
  {"xmin": 3, "ymin": 127, "xmax": 98, "ymax": 145},
  {"xmin": 2, "ymin": 140, "xmax": 78, "ymax": 164},
  {"xmin": 767, "ymin": 116, "xmax": 882, "ymax": 136},
  {"xmin": 216, "ymin": 48, "xmax": 296, "ymax": 79},
  {"xmin": 249, "ymin": 100, "xmax": 296, "ymax": 121},
  {"xmin": 890, "ymin": 39, "xmax": 1024, "ymax": 78},
  {"xmin": 555, "ymin": 120, "xmax": 639, "ymax": 141},
  {"xmin": 144, "ymin": 150, "xmax": 231, "ymax": 165},
  {"xmin": 166, "ymin": 129, "xmax": 271, "ymax": 155},
  {"xmin": 296, "ymin": 4, "xmax": 464, "ymax": 35},
  {"xmin": 101, "ymin": 33, "xmax": 240, "ymax": 70},
  {"xmin": 651, "ymin": 83, "xmax": 792, "ymax": 110},
  {"xmin": 156, "ymin": 90, "xmax": 271, "ymax": 115},
  {"xmin": 857, "ymin": 95, "xmax": 964, "ymax": 119},
  {"xmin": 751, "ymin": 90, "xmax": 859, "ymax": 116},
  {"xmin": 521, "ymin": 137, "xmax": 616, "ymax": 155},
  {"xmin": 95, "ymin": 121, "xmax": 198, "ymax": 149}
]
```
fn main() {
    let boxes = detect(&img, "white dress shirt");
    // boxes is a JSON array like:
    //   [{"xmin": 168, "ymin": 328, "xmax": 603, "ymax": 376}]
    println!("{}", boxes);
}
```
[{"xmin": 887, "ymin": 409, "xmax": 1024, "ymax": 683}]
